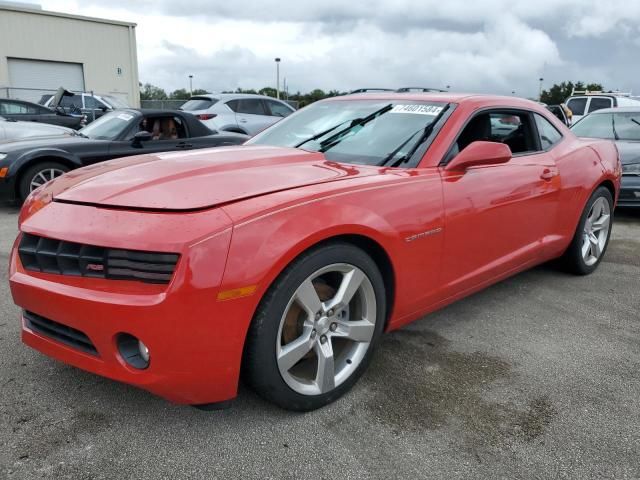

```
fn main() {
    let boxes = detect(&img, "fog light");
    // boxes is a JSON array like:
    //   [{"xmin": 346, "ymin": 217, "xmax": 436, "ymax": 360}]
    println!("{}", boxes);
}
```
[
  {"xmin": 138, "ymin": 340, "xmax": 150, "ymax": 363},
  {"xmin": 116, "ymin": 333, "xmax": 150, "ymax": 370}
]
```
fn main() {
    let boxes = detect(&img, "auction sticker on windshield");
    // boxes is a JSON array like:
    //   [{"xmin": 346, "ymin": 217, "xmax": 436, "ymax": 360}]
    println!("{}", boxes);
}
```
[
  {"xmin": 391, "ymin": 104, "xmax": 443, "ymax": 115},
  {"xmin": 117, "ymin": 113, "xmax": 134, "ymax": 121}
]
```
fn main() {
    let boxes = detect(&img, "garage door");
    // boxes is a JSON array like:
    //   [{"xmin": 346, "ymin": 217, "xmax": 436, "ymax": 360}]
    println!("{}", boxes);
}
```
[{"xmin": 8, "ymin": 58, "xmax": 85, "ymax": 102}]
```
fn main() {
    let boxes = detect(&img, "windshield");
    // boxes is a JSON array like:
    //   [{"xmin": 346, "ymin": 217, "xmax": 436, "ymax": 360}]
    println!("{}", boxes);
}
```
[
  {"xmin": 572, "ymin": 112, "xmax": 640, "ymax": 141},
  {"xmin": 101, "ymin": 95, "xmax": 129, "ymax": 109},
  {"xmin": 79, "ymin": 111, "xmax": 136, "ymax": 140},
  {"xmin": 248, "ymin": 100, "xmax": 449, "ymax": 166},
  {"xmin": 181, "ymin": 97, "xmax": 217, "ymax": 111}
]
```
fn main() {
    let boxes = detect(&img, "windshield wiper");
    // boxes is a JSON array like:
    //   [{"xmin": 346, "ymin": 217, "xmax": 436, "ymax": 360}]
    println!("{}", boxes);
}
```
[
  {"xmin": 294, "ymin": 119, "xmax": 353, "ymax": 148},
  {"xmin": 73, "ymin": 131, "xmax": 89, "ymax": 139},
  {"xmin": 378, "ymin": 104, "xmax": 450, "ymax": 168},
  {"xmin": 295, "ymin": 103, "xmax": 393, "ymax": 151},
  {"xmin": 631, "ymin": 118, "xmax": 640, "ymax": 128},
  {"xmin": 612, "ymin": 114, "xmax": 620, "ymax": 140},
  {"xmin": 318, "ymin": 104, "xmax": 393, "ymax": 153}
]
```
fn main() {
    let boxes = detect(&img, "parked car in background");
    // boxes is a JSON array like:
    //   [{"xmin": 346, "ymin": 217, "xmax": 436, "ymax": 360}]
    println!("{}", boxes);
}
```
[
  {"xmin": 571, "ymin": 107, "xmax": 640, "ymax": 207},
  {"xmin": 0, "ymin": 116, "xmax": 74, "ymax": 142},
  {"xmin": 546, "ymin": 104, "xmax": 571, "ymax": 126},
  {"xmin": 180, "ymin": 93, "xmax": 295, "ymax": 136},
  {"xmin": 44, "ymin": 92, "xmax": 130, "ymax": 123},
  {"xmin": 9, "ymin": 93, "xmax": 620, "ymax": 411},
  {"xmin": 0, "ymin": 109, "xmax": 247, "ymax": 202},
  {"xmin": 565, "ymin": 90, "xmax": 640, "ymax": 124},
  {"xmin": 0, "ymin": 98, "xmax": 83, "ymax": 129}
]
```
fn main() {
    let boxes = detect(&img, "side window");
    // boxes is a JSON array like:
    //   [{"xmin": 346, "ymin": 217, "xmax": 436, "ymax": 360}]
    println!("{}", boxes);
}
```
[
  {"xmin": 85, "ymin": 96, "xmax": 106, "ymax": 110},
  {"xmin": 566, "ymin": 98, "xmax": 587, "ymax": 116},
  {"xmin": 534, "ymin": 114, "xmax": 563, "ymax": 149},
  {"xmin": 1, "ymin": 102, "xmax": 28, "ymax": 114},
  {"xmin": 449, "ymin": 110, "xmax": 538, "ymax": 162},
  {"xmin": 266, "ymin": 100, "xmax": 293, "ymax": 117},
  {"xmin": 588, "ymin": 97, "xmax": 612, "ymax": 113},
  {"xmin": 60, "ymin": 95, "xmax": 83, "ymax": 109},
  {"xmin": 137, "ymin": 116, "xmax": 187, "ymax": 140},
  {"xmin": 237, "ymin": 99, "xmax": 267, "ymax": 115},
  {"xmin": 225, "ymin": 99, "xmax": 240, "ymax": 112}
]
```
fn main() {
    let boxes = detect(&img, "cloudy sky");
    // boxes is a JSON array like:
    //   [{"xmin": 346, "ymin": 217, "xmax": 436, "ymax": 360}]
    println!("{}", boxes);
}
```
[{"xmin": 30, "ymin": 0, "xmax": 640, "ymax": 97}]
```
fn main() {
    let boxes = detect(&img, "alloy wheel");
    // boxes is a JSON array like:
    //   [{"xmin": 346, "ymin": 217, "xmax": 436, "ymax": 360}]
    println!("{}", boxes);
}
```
[
  {"xmin": 29, "ymin": 168, "xmax": 66, "ymax": 192},
  {"xmin": 276, "ymin": 263, "xmax": 377, "ymax": 396},
  {"xmin": 581, "ymin": 197, "xmax": 611, "ymax": 266}
]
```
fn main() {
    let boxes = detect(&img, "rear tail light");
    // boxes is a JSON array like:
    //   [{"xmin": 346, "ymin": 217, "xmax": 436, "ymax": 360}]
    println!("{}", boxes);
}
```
[{"xmin": 197, "ymin": 114, "xmax": 217, "ymax": 120}]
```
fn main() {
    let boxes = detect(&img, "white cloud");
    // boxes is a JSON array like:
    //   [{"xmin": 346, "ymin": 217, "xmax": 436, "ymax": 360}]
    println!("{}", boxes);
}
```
[{"xmin": 35, "ymin": 0, "xmax": 640, "ymax": 96}]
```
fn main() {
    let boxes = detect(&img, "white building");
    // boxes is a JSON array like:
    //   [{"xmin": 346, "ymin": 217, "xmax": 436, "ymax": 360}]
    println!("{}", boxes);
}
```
[{"xmin": 0, "ymin": 2, "xmax": 140, "ymax": 106}]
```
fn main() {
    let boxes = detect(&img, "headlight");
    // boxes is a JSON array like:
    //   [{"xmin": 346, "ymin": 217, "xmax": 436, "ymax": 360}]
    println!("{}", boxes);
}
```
[
  {"xmin": 623, "ymin": 163, "xmax": 640, "ymax": 174},
  {"xmin": 0, "ymin": 153, "xmax": 7, "ymax": 161}
]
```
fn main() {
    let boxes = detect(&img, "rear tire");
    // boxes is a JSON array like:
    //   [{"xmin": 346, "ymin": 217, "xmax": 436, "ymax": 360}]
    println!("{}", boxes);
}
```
[
  {"xmin": 18, "ymin": 161, "xmax": 69, "ymax": 202},
  {"xmin": 243, "ymin": 242, "xmax": 386, "ymax": 411},
  {"xmin": 562, "ymin": 186, "xmax": 613, "ymax": 275}
]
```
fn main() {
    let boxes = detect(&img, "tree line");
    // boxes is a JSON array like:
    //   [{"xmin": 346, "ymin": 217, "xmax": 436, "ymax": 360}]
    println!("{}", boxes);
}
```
[
  {"xmin": 139, "ymin": 82, "xmax": 347, "ymax": 106},
  {"xmin": 141, "ymin": 81, "xmax": 614, "ymax": 107}
]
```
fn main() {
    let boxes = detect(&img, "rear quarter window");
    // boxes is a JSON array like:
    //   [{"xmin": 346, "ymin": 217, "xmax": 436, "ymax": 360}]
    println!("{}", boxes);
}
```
[
  {"xmin": 534, "ymin": 114, "xmax": 563, "ymax": 149},
  {"xmin": 588, "ymin": 97, "xmax": 613, "ymax": 113}
]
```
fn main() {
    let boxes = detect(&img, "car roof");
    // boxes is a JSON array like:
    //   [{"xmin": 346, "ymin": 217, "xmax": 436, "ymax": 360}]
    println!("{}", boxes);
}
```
[
  {"xmin": 0, "ymin": 98, "xmax": 42, "ymax": 106},
  {"xmin": 322, "ymin": 92, "xmax": 545, "ymax": 109},
  {"xmin": 188, "ymin": 93, "xmax": 287, "ymax": 102},
  {"xmin": 584, "ymin": 106, "xmax": 640, "ymax": 114}
]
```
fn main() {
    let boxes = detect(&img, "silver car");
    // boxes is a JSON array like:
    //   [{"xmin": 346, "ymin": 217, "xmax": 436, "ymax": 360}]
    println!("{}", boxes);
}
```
[
  {"xmin": 0, "ymin": 116, "xmax": 73, "ymax": 143},
  {"xmin": 180, "ymin": 93, "xmax": 295, "ymax": 136}
]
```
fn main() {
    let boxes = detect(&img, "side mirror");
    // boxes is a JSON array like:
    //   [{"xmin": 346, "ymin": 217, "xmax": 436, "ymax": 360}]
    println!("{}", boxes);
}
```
[
  {"xmin": 445, "ymin": 141, "xmax": 512, "ymax": 171},
  {"xmin": 132, "ymin": 130, "xmax": 153, "ymax": 146}
]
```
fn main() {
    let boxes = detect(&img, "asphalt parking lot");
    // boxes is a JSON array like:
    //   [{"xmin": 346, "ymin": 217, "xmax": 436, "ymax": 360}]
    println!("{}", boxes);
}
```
[{"xmin": 0, "ymin": 207, "xmax": 638, "ymax": 480}]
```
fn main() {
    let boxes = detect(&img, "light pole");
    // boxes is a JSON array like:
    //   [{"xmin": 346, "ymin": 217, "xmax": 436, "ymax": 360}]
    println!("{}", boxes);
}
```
[
  {"xmin": 275, "ymin": 58, "xmax": 281, "ymax": 99},
  {"xmin": 188, "ymin": 75, "xmax": 193, "ymax": 96},
  {"xmin": 538, "ymin": 77, "xmax": 544, "ymax": 101}
]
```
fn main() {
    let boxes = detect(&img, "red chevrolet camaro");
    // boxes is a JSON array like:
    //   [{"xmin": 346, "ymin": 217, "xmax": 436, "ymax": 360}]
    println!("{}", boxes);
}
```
[{"xmin": 9, "ymin": 93, "xmax": 621, "ymax": 411}]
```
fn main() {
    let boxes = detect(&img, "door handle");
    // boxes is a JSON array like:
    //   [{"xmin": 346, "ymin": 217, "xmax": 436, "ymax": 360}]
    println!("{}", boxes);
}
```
[
  {"xmin": 540, "ymin": 168, "xmax": 557, "ymax": 181},
  {"xmin": 176, "ymin": 142, "xmax": 193, "ymax": 148},
  {"xmin": 239, "ymin": 118, "xmax": 248, "ymax": 123}
]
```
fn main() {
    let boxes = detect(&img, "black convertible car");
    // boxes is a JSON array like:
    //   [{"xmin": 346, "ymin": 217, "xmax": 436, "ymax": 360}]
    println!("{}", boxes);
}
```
[{"xmin": 0, "ymin": 109, "xmax": 248, "ymax": 202}]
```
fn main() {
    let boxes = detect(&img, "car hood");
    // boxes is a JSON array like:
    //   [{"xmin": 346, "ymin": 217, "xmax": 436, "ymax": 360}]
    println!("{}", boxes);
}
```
[
  {"xmin": 49, "ymin": 146, "xmax": 379, "ymax": 211},
  {"xmin": 614, "ymin": 140, "xmax": 640, "ymax": 165},
  {"xmin": 0, "ymin": 135, "xmax": 94, "ymax": 152}
]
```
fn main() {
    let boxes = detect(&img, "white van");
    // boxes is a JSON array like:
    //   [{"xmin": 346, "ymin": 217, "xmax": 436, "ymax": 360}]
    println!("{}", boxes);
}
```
[{"xmin": 566, "ymin": 90, "xmax": 640, "ymax": 124}]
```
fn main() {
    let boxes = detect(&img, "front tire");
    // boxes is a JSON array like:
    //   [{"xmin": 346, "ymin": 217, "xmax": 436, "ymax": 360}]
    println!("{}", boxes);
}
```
[
  {"xmin": 562, "ymin": 186, "xmax": 613, "ymax": 275},
  {"xmin": 243, "ymin": 242, "xmax": 386, "ymax": 411},
  {"xmin": 18, "ymin": 161, "xmax": 69, "ymax": 201}
]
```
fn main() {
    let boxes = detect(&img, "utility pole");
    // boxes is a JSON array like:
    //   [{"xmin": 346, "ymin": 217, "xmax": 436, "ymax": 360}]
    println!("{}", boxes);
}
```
[
  {"xmin": 275, "ymin": 58, "xmax": 281, "ymax": 99},
  {"xmin": 538, "ymin": 77, "xmax": 544, "ymax": 101},
  {"xmin": 188, "ymin": 75, "xmax": 193, "ymax": 96}
]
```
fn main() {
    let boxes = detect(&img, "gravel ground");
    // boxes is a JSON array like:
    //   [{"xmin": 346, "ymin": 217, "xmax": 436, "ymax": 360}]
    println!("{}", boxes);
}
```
[{"xmin": 0, "ymin": 206, "xmax": 638, "ymax": 480}]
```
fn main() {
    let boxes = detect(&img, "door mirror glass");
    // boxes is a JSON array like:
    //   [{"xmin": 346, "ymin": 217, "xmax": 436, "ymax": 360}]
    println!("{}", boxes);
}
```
[
  {"xmin": 445, "ymin": 141, "xmax": 512, "ymax": 171},
  {"xmin": 132, "ymin": 130, "xmax": 153, "ymax": 144}
]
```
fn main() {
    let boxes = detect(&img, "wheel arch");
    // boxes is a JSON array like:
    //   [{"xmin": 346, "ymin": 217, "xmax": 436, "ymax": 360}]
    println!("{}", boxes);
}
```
[
  {"xmin": 306, "ymin": 233, "xmax": 396, "ymax": 329},
  {"xmin": 14, "ymin": 155, "xmax": 77, "ymax": 199},
  {"xmin": 246, "ymin": 231, "xmax": 397, "ymax": 335},
  {"xmin": 597, "ymin": 178, "xmax": 616, "ymax": 202}
]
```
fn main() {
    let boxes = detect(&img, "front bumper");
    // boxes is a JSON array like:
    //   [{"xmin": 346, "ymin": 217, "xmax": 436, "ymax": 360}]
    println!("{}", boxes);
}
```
[
  {"xmin": 9, "ymin": 201, "xmax": 257, "ymax": 405},
  {"xmin": 0, "ymin": 175, "xmax": 17, "ymax": 203},
  {"xmin": 617, "ymin": 175, "xmax": 640, "ymax": 207}
]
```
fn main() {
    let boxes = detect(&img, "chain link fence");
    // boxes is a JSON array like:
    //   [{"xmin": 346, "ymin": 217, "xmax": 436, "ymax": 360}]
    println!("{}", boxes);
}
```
[{"xmin": 140, "ymin": 99, "xmax": 186, "ymax": 110}]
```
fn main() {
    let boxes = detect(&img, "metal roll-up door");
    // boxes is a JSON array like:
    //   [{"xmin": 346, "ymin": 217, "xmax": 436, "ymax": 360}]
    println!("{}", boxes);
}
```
[{"xmin": 8, "ymin": 58, "xmax": 85, "ymax": 102}]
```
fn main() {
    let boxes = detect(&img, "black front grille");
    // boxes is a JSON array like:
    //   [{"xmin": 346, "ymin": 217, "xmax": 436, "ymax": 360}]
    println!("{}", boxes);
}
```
[
  {"xmin": 18, "ymin": 233, "xmax": 179, "ymax": 284},
  {"xmin": 24, "ymin": 310, "xmax": 98, "ymax": 356}
]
